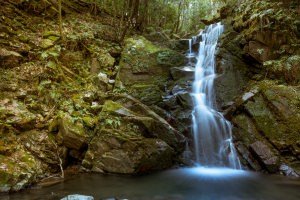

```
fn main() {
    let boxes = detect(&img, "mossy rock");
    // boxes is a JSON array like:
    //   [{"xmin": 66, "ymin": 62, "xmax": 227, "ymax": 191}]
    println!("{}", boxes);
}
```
[
  {"xmin": 0, "ymin": 135, "xmax": 44, "ymax": 192},
  {"xmin": 118, "ymin": 36, "xmax": 184, "ymax": 105},
  {"xmin": 1, "ymin": 100, "xmax": 36, "ymax": 131},
  {"xmin": 263, "ymin": 55, "xmax": 300, "ymax": 85},
  {"xmin": 98, "ymin": 97, "xmax": 183, "ymax": 148},
  {"xmin": 56, "ymin": 113, "xmax": 92, "ymax": 150}
]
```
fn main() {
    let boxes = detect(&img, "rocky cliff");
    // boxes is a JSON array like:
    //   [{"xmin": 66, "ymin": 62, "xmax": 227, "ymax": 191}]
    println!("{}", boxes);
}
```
[{"xmin": 215, "ymin": 0, "xmax": 300, "ymax": 176}]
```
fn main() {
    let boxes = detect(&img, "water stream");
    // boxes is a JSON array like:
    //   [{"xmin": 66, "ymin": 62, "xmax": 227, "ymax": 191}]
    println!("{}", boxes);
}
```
[
  {"xmin": 3, "ymin": 168, "xmax": 300, "ymax": 200},
  {"xmin": 190, "ymin": 23, "xmax": 241, "ymax": 169}
]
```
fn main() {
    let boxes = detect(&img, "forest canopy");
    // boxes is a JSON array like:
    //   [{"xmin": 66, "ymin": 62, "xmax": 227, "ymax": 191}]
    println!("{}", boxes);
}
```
[{"xmin": 88, "ymin": 0, "xmax": 225, "ymax": 36}]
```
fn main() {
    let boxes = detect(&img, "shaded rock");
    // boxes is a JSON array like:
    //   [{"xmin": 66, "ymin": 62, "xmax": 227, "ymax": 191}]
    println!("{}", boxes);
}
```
[
  {"xmin": 170, "ymin": 66, "xmax": 195, "ymax": 80},
  {"xmin": 176, "ymin": 92, "xmax": 193, "ymax": 109},
  {"xmin": 0, "ymin": 48, "xmax": 23, "ymax": 68},
  {"xmin": 235, "ymin": 143, "xmax": 262, "ymax": 171},
  {"xmin": 250, "ymin": 141, "xmax": 279, "ymax": 173},
  {"xmin": 82, "ymin": 95, "xmax": 185, "ymax": 173},
  {"xmin": 56, "ymin": 113, "xmax": 91, "ymax": 151},
  {"xmin": 223, "ymin": 88, "xmax": 259, "ymax": 119},
  {"xmin": 90, "ymin": 50, "xmax": 115, "ymax": 75},
  {"xmin": 215, "ymin": 30, "xmax": 251, "ymax": 109},
  {"xmin": 126, "ymin": 83, "xmax": 163, "ymax": 105},
  {"xmin": 0, "ymin": 99, "xmax": 36, "ymax": 131},
  {"xmin": 227, "ymin": 81, "xmax": 300, "ymax": 173},
  {"xmin": 245, "ymin": 95, "xmax": 284, "ymax": 144},
  {"xmin": 20, "ymin": 130, "xmax": 67, "ymax": 168},
  {"xmin": 279, "ymin": 164, "xmax": 299, "ymax": 177},
  {"xmin": 244, "ymin": 41, "xmax": 274, "ymax": 63},
  {"xmin": 263, "ymin": 55, "xmax": 300, "ymax": 85},
  {"xmin": 99, "ymin": 97, "xmax": 184, "ymax": 148},
  {"xmin": 83, "ymin": 129, "xmax": 175, "ymax": 174}
]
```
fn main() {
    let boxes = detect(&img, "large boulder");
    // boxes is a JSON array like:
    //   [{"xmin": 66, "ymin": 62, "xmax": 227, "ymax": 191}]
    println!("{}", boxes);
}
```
[
  {"xmin": 83, "ymin": 130, "xmax": 174, "ymax": 174},
  {"xmin": 56, "ymin": 113, "xmax": 93, "ymax": 151},
  {"xmin": 82, "ymin": 95, "xmax": 185, "ymax": 174},
  {"xmin": 250, "ymin": 141, "xmax": 279, "ymax": 173}
]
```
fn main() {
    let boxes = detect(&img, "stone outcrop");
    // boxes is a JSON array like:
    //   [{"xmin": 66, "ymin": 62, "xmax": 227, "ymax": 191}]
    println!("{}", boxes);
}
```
[
  {"xmin": 82, "ymin": 95, "xmax": 184, "ymax": 174},
  {"xmin": 117, "ymin": 36, "xmax": 185, "ymax": 105}
]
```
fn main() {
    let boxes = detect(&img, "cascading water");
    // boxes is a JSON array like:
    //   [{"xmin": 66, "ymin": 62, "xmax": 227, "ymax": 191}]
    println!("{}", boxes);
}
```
[{"xmin": 190, "ymin": 23, "xmax": 241, "ymax": 169}]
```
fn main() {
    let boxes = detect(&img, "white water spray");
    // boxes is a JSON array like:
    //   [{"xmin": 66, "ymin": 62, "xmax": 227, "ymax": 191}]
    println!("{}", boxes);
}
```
[{"xmin": 190, "ymin": 23, "xmax": 241, "ymax": 169}]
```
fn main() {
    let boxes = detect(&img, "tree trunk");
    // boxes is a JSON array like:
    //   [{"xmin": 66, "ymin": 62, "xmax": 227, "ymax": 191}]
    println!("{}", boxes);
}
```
[
  {"xmin": 173, "ymin": 0, "xmax": 183, "ymax": 34},
  {"xmin": 58, "ymin": 0, "xmax": 63, "ymax": 38}
]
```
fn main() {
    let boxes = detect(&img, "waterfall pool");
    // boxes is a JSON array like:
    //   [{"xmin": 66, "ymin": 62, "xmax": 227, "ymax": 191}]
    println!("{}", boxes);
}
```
[{"xmin": 3, "ymin": 168, "xmax": 300, "ymax": 200}]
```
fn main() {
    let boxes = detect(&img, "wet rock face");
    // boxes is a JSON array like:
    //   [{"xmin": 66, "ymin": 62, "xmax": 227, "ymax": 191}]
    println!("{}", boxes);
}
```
[
  {"xmin": 117, "ymin": 36, "xmax": 185, "ymax": 105},
  {"xmin": 223, "ymin": 82, "xmax": 300, "ymax": 175},
  {"xmin": 215, "ymin": 0, "xmax": 300, "ymax": 176}
]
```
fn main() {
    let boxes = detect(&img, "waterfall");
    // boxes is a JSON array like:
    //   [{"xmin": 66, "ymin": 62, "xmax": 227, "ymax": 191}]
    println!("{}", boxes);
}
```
[{"xmin": 190, "ymin": 23, "xmax": 241, "ymax": 169}]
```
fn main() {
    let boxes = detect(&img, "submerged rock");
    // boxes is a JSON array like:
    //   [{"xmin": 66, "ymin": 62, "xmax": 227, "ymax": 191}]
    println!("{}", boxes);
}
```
[{"xmin": 61, "ymin": 194, "xmax": 94, "ymax": 200}]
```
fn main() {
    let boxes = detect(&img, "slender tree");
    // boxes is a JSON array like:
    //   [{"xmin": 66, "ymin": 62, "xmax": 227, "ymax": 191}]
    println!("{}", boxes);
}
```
[{"xmin": 58, "ymin": 0, "xmax": 63, "ymax": 38}]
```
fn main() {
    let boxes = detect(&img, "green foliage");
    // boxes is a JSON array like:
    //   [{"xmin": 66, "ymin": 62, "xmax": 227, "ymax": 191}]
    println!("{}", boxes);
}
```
[
  {"xmin": 104, "ymin": 117, "xmax": 121, "ymax": 129},
  {"xmin": 93, "ymin": 0, "xmax": 224, "ymax": 35}
]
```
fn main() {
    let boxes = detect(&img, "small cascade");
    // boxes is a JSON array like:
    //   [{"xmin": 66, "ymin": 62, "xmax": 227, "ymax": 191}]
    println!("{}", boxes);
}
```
[
  {"xmin": 190, "ymin": 23, "xmax": 241, "ymax": 169},
  {"xmin": 188, "ymin": 39, "xmax": 192, "ymax": 55}
]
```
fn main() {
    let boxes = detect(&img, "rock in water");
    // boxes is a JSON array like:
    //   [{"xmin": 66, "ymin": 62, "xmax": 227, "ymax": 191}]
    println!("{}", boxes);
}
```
[
  {"xmin": 61, "ymin": 194, "xmax": 94, "ymax": 200},
  {"xmin": 250, "ymin": 141, "xmax": 279, "ymax": 173}
]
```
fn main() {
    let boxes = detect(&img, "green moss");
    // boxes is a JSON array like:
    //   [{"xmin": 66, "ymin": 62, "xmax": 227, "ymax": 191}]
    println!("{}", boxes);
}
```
[
  {"xmin": 82, "ymin": 116, "xmax": 97, "ymax": 128},
  {"xmin": 102, "ymin": 100, "xmax": 123, "ymax": 112},
  {"xmin": 245, "ymin": 95, "xmax": 287, "ymax": 141},
  {"xmin": 156, "ymin": 50, "xmax": 185, "ymax": 67},
  {"xmin": 125, "ymin": 36, "xmax": 160, "ymax": 54}
]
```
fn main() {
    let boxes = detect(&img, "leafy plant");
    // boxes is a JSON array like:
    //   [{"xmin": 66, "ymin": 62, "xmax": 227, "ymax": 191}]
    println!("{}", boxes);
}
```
[{"xmin": 105, "ymin": 117, "xmax": 121, "ymax": 129}]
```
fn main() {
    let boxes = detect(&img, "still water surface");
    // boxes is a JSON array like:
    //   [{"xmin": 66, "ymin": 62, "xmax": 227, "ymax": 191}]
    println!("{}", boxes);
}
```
[{"xmin": 2, "ymin": 168, "xmax": 300, "ymax": 200}]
